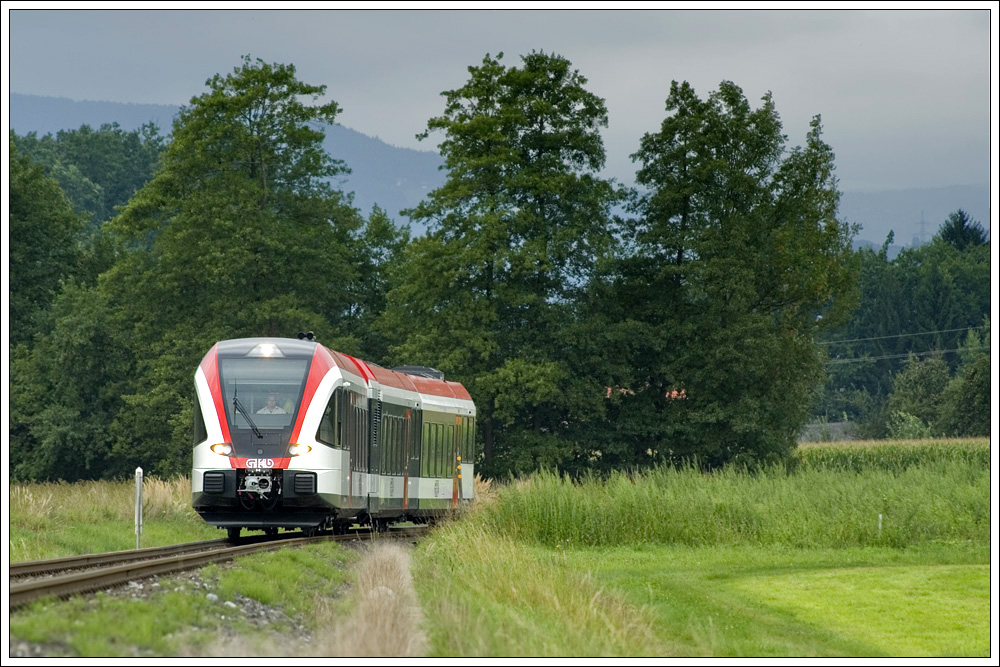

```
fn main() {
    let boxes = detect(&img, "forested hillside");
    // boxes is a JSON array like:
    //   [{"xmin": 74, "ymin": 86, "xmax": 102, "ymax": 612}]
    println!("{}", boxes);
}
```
[{"xmin": 8, "ymin": 54, "xmax": 990, "ymax": 482}]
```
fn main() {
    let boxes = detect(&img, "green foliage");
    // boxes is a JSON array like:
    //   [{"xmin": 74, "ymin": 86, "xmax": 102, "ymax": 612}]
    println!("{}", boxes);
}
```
[
  {"xmin": 794, "ymin": 439, "xmax": 989, "ymax": 474},
  {"xmin": 11, "ymin": 56, "xmax": 369, "ymax": 481},
  {"xmin": 885, "ymin": 411, "xmax": 933, "ymax": 439},
  {"xmin": 10, "ymin": 282, "xmax": 132, "ymax": 481},
  {"xmin": 886, "ymin": 354, "xmax": 950, "ymax": 432},
  {"xmin": 11, "ymin": 122, "xmax": 165, "ymax": 228},
  {"xmin": 8, "ymin": 139, "xmax": 87, "ymax": 347},
  {"xmin": 383, "ymin": 51, "xmax": 623, "ymax": 476},
  {"xmin": 818, "ymin": 211, "xmax": 990, "ymax": 433},
  {"xmin": 938, "ymin": 346, "xmax": 991, "ymax": 438},
  {"xmin": 352, "ymin": 205, "xmax": 411, "ymax": 361},
  {"xmin": 605, "ymin": 81, "xmax": 857, "ymax": 468},
  {"xmin": 935, "ymin": 208, "xmax": 988, "ymax": 251}
]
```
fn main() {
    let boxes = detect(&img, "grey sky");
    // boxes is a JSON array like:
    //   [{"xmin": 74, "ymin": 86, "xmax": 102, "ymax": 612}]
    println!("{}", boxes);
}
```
[{"xmin": 6, "ymin": 7, "xmax": 996, "ymax": 192}]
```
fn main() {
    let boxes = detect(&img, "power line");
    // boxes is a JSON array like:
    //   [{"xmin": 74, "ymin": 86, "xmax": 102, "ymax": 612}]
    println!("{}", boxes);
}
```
[
  {"xmin": 825, "ymin": 346, "xmax": 990, "ymax": 365},
  {"xmin": 819, "ymin": 326, "xmax": 987, "ymax": 346}
]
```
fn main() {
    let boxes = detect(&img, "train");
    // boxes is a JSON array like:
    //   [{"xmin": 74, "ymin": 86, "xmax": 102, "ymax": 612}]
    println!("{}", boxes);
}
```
[{"xmin": 191, "ymin": 335, "xmax": 476, "ymax": 540}]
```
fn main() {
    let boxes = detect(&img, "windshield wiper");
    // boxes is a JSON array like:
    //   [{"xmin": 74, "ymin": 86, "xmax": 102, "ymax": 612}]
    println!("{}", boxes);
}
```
[{"xmin": 233, "ymin": 396, "xmax": 263, "ymax": 439}]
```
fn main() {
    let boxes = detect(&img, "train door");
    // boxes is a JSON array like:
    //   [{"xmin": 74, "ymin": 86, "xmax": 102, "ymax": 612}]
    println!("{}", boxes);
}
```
[
  {"xmin": 406, "ymin": 409, "xmax": 422, "ymax": 512},
  {"xmin": 367, "ymin": 387, "xmax": 382, "ymax": 514}
]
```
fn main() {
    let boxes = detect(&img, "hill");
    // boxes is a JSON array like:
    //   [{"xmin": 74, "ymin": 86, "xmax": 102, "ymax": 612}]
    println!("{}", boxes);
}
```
[
  {"xmin": 9, "ymin": 93, "xmax": 990, "ymax": 247},
  {"xmin": 9, "ymin": 93, "xmax": 446, "ymax": 229}
]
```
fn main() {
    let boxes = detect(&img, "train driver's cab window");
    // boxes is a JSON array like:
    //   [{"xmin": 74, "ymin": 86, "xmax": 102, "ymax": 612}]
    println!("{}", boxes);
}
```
[{"xmin": 220, "ymin": 357, "xmax": 308, "ymax": 431}]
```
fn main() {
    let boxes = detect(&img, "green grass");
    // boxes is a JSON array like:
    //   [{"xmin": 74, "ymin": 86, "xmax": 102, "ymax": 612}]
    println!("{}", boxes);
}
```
[
  {"xmin": 412, "ymin": 522, "xmax": 670, "ymax": 656},
  {"xmin": 414, "ymin": 442, "xmax": 991, "ymax": 657},
  {"xmin": 564, "ymin": 543, "xmax": 989, "ymax": 657},
  {"xmin": 9, "ymin": 477, "xmax": 223, "ymax": 561},
  {"xmin": 475, "ymin": 458, "xmax": 989, "ymax": 549},
  {"xmin": 9, "ymin": 440, "xmax": 993, "ymax": 657}
]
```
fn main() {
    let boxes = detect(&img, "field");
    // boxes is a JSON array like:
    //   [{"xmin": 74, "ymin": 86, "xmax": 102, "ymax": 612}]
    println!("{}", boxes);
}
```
[{"xmin": 6, "ymin": 438, "xmax": 994, "ymax": 657}]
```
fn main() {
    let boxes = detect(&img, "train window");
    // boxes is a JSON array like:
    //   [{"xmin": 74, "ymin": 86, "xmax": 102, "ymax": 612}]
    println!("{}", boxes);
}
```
[
  {"xmin": 433, "ymin": 425, "xmax": 441, "ymax": 477},
  {"xmin": 192, "ymin": 391, "xmax": 207, "ymax": 446},
  {"xmin": 446, "ymin": 425, "xmax": 455, "ymax": 477},
  {"xmin": 463, "ymin": 417, "xmax": 475, "ymax": 464},
  {"xmin": 421, "ymin": 423, "xmax": 428, "ymax": 477},
  {"xmin": 316, "ymin": 391, "xmax": 339, "ymax": 448},
  {"xmin": 384, "ymin": 417, "xmax": 394, "ymax": 475},
  {"xmin": 219, "ymin": 357, "xmax": 308, "ymax": 432}
]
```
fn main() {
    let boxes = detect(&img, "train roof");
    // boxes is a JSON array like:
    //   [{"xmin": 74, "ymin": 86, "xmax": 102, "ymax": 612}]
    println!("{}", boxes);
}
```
[{"xmin": 207, "ymin": 337, "xmax": 473, "ymax": 404}]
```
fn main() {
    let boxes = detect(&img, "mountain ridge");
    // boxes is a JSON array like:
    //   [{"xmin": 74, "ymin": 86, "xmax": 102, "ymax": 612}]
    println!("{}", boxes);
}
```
[{"xmin": 10, "ymin": 93, "xmax": 989, "ymax": 250}]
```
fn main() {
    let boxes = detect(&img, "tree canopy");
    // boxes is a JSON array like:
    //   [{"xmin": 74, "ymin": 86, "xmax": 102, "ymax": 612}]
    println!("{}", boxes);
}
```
[
  {"xmin": 8, "ymin": 54, "xmax": 988, "ymax": 482},
  {"xmin": 382, "ymin": 51, "xmax": 624, "ymax": 475},
  {"xmin": 602, "ymin": 80, "xmax": 859, "ymax": 468}
]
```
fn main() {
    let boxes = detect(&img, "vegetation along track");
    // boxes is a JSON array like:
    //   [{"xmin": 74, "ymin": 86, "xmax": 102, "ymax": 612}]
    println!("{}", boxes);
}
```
[{"xmin": 10, "ymin": 527, "xmax": 426, "ymax": 610}]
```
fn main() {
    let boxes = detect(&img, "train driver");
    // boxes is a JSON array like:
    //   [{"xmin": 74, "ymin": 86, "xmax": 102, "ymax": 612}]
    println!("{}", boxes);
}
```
[{"xmin": 257, "ymin": 392, "xmax": 287, "ymax": 414}]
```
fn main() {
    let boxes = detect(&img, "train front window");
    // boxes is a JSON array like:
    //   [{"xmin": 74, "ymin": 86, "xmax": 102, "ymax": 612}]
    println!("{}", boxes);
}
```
[{"xmin": 219, "ymin": 357, "xmax": 309, "ymax": 431}]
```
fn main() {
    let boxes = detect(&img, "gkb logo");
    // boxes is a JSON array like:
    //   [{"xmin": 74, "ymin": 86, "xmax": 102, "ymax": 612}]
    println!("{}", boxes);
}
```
[{"xmin": 245, "ymin": 458, "xmax": 274, "ymax": 468}]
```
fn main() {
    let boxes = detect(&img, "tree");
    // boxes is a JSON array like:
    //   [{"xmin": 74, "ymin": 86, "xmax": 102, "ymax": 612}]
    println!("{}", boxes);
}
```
[
  {"xmin": 352, "ymin": 205, "xmax": 411, "ymax": 362},
  {"xmin": 97, "ymin": 56, "xmax": 365, "ymax": 476},
  {"xmin": 12, "ymin": 123, "xmax": 166, "ymax": 229},
  {"xmin": 886, "ymin": 354, "xmax": 951, "ymax": 434},
  {"xmin": 609, "ymin": 80, "xmax": 857, "ymax": 467},
  {"xmin": 936, "ymin": 209, "xmax": 988, "ymax": 251},
  {"xmin": 8, "ymin": 139, "xmax": 86, "ymax": 347},
  {"xmin": 382, "ymin": 51, "xmax": 623, "ymax": 476},
  {"xmin": 10, "ymin": 283, "xmax": 130, "ymax": 481},
  {"xmin": 817, "ymin": 228, "xmax": 990, "ymax": 436},
  {"xmin": 937, "ymin": 320, "xmax": 991, "ymax": 437}
]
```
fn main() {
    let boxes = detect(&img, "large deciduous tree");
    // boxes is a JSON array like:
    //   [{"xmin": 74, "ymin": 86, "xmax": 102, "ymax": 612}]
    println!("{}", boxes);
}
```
[
  {"xmin": 381, "ymin": 51, "xmax": 623, "ymax": 476},
  {"xmin": 101, "ymin": 56, "xmax": 365, "ymax": 476},
  {"xmin": 607, "ymin": 80, "xmax": 858, "ymax": 468}
]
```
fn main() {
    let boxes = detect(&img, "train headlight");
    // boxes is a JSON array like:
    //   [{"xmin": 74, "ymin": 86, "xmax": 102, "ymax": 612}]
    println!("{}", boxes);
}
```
[
  {"xmin": 288, "ymin": 443, "xmax": 312, "ymax": 457},
  {"xmin": 211, "ymin": 443, "xmax": 233, "ymax": 456}
]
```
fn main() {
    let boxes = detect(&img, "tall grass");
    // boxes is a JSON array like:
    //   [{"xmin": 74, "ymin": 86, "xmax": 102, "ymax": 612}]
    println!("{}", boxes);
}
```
[
  {"xmin": 794, "ymin": 438, "xmax": 989, "ymax": 473},
  {"xmin": 413, "ymin": 522, "xmax": 669, "ymax": 656},
  {"xmin": 10, "ymin": 477, "xmax": 198, "ymax": 525},
  {"xmin": 472, "ymin": 455, "xmax": 989, "ymax": 549},
  {"xmin": 9, "ymin": 477, "xmax": 214, "ymax": 561}
]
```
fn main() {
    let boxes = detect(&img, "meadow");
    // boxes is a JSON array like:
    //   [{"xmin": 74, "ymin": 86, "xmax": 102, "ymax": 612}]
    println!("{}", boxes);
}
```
[
  {"xmin": 412, "ymin": 438, "xmax": 992, "ymax": 656},
  {"xmin": 7, "ymin": 438, "xmax": 993, "ymax": 657}
]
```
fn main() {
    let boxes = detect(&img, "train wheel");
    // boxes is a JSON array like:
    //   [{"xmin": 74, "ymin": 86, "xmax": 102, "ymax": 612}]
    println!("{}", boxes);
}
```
[
  {"xmin": 227, "ymin": 527, "xmax": 241, "ymax": 542},
  {"xmin": 264, "ymin": 527, "xmax": 278, "ymax": 537}
]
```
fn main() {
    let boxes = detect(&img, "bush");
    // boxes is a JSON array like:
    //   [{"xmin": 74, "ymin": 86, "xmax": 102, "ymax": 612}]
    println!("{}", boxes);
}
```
[{"xmin": 887, "ymin": 411, "xmax": 932, "ymax": 440}]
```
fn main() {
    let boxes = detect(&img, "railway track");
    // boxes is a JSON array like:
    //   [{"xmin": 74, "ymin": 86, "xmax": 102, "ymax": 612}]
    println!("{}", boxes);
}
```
[{"xmin": 9, "ymin": 526, "xmax": 425, "ymax": 610}]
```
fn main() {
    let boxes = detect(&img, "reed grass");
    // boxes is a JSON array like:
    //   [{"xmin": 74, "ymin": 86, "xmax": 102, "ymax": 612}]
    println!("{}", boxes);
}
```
[{"xmin": 471, "ymin": 455, "xmax": 989, "ymax": 549}]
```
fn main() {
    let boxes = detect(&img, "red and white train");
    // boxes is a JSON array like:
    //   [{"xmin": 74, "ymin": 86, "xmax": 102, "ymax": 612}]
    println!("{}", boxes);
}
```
[{"xmin": 192, "ymin": 336, "xmax": 476, "ymax": 539}]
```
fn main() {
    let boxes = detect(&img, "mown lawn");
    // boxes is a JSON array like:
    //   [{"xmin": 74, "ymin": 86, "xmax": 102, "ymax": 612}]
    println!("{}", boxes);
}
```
[{"xmin": 563, "ymin": 543, "xmax": 989, "ymax": 657}]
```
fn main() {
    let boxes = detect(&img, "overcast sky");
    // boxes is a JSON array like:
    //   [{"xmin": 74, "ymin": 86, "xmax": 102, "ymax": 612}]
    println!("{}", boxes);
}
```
[{"xmin": 6, "ymin": 6, "xmax": 997, "ymax": 192}]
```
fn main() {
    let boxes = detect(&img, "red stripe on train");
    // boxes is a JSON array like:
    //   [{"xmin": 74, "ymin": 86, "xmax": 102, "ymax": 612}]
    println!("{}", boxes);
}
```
[
  {"xmin": 200, "ymin": 344, "xmax": 232, "ymax": 443},
  {"xmin": 289, "ymin": 345, "xmax": 335, "ymax": 443}
]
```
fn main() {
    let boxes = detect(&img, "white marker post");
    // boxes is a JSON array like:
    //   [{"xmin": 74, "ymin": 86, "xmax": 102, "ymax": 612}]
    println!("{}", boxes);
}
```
[{"xmin": 135, "ymin": 467, "xmax": 144, "ymax": 549}]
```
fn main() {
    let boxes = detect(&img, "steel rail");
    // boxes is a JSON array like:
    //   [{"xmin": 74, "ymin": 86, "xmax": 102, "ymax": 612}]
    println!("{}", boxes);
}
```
[
  {"xmin": 9, "ymin": 526, "xmax": 426, "ymax": 610},
  {"xmin": 9, "ymin": 538, "xmax": 234, "ymax": 578}
]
